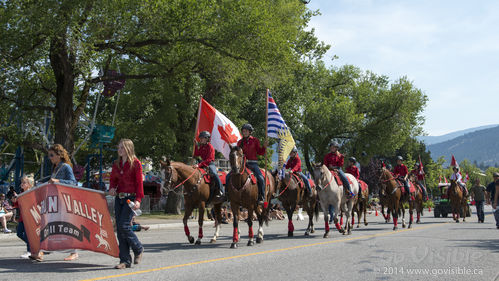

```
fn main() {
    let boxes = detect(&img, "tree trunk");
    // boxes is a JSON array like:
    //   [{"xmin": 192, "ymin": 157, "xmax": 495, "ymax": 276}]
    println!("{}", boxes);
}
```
[
  {"xmin": 50, "ymin": 36, "xmax": 76, "ymax": 152},
  {"xmin": 165, "ymin": 191, "xmax": 182, "ymax": 214}
]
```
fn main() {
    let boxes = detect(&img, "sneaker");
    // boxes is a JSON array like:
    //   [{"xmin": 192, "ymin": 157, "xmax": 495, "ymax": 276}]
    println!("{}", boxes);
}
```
[
  {"xmin": 20, "ymin": 252, "xmax": 31, "ymax": 259},
  {"xmin": 3, "ymin": 228, "xmax": 12, "ymax": 233},
  {"xmin": 115, "ymin": 263, "xmax": 130, "ymax": 269}
]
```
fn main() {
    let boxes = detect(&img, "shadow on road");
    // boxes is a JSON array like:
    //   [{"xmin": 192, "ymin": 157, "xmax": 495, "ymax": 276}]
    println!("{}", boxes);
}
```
[
  {"xmin": 0, "ymin": 259, "xmax": 109, "ymax": 273},
  {"xmin": 452, "ymin": 238, "xmax": 499, "ymax": 253}
]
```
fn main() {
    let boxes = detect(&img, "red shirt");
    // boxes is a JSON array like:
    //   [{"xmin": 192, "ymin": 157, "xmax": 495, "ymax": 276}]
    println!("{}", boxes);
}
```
[
  {"xmin": 393, "ymin": 164, "xmax": 408, "ymax": 177},
  {"xmin": 194, "ymin": 143, "xmax": 215, "ymax": 168},
  {"xmin": 323, "ymin": 152, "xmax": 344, "ymax": 170},
  {"xmin": 411, "ymin": 169, "xmax": 425, "ymax": 181},
  {"xmin": 346, "ymin": 165, "xmax": 360, "ymax": 179},
  {"xmin": 110, "ymin": 158, "xmax": 144, "ymax": 202},
  {"xmin": 286, "ymin": 155, "xmax": 302, "ymax": 173},
  {"xmin": 237, "ymin": 136, "xmax": 265, "ymax": 160}
]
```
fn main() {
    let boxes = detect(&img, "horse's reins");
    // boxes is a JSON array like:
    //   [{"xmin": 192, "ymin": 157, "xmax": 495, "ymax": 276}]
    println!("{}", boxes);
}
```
[
  {"xmin": 317, "ymin": 169, "xmax": 334, "ymax": 192},
  {"xmin": 167, "ymin": 166, "xmax": 198, "ymax": 190},
  {"xmin": 278, "ymin": 175, "xmax": 293, "ymax": 196}
]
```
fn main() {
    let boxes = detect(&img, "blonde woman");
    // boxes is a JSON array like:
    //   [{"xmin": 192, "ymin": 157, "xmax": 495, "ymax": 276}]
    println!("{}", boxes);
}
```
[
  {"xmin": 12, "ymin": 175, "xmax": 36, "ymax": 259},
  {"xmin": 109, "ymin": 139, "xmax": 144, "ymax": 269}
]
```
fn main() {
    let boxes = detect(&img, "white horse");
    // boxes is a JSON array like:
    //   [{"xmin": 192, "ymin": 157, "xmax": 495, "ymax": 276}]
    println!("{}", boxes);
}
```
[{"xmin": 312, "ymin": 164, "xmax": 359, "ymax": 237}]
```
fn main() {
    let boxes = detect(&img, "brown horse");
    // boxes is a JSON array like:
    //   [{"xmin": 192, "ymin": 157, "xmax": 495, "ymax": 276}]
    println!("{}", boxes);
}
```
[
  {"xmin": 409, "ymin": 176, "xmax": 424, "ymax": 224},
  {"xmin": 274, "ymin": 171, "xmax": 319, "ymax": 236},
  {"xmin": 159, "ymin": 159, "xmax": 223, "ymax": 244},
  {"xmin": 449, "ymin": 180, "xmax": 468, "ymax": 223},
  {"xmin": 378, "ymin": 167, "xmax": 403, "ymax": 230},
  {"xmin": 227, "ymin": 146, "xmax": 275, "ymax": 248},
  {"xmin": 353, "ymin": 182, "xmax": 369, "ymax": 228}
]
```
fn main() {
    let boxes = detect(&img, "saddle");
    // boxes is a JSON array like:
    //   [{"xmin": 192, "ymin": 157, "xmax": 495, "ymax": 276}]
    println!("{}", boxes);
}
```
[
  {"xmin": 358, "ymin": 180, "xmax": 368, "ymax": 192},
  {"xmin": 330, "ymin": 170, "xmax": 353, "ymax": 187},
  {"xmin": 291, "ymin": 173, "xmax": 305, "ymax": 189},
  {"xmin": 395, "ymin": 178, "xmax": 416, "ymax": 194},
  {"xmin": 198, "ymin": 168, "xmax": 227, "ymax": 185},
  {"xmin": 245, "ymin": 168, "xmax": 270, "ymax": 186}
]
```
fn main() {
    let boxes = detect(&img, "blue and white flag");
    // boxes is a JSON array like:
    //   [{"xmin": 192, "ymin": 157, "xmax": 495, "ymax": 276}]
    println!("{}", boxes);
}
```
[{"xmin": 266, "ymin": 90, "xmax": 296, "ymax": 167}]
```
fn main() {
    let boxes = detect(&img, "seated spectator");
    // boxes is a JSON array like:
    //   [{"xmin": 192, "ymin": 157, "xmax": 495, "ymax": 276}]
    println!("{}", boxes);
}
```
[
  {"xmin": 6, "ymin": 186, "xmax": 17, "ymax": 203},
  {"xmin": 0, "ymin": 193, "xmax": 13, "ymax": 233}
]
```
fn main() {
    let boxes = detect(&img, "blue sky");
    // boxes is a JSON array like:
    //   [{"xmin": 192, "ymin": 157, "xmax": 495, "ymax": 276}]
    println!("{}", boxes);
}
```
[{"xmin": 306, "ymin": 0, "xmax": 499, "ymax": 136}]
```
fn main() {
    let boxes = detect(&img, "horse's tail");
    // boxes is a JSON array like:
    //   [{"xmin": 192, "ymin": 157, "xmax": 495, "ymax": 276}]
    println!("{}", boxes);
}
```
[{"xmin": 314, "ymin": 200, "xmax": 320, "ymax": 222}]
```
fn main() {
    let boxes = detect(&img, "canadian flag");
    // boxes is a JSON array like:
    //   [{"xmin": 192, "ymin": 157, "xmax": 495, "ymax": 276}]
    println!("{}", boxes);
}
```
[{"xmin": 195, "ymin": 98, "xmax": 241, "ymax": 159}]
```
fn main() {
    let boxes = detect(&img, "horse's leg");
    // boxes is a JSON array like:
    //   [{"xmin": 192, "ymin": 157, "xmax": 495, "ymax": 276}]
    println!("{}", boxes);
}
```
[
  {"xmin": 408, "ymin": 201, "xmax": 413, "ymax": 229},
  {"xmin": 195, "ymin": 201, "xmax": 206, "ymax": 245},
  {"xmin": 183, "ymin": 204, "xmax": 195, "ymax": 244},
  {"xmin": 401, "ymin": 202, "xmax": 406, "ymax": 228},
  {"xmin": 321, "ymin": 199, "xmax": 330, "ymax": 238},
  {"xmin": 247, "ymin": 207, "xmax": 254, "ymax": 246},
  {"xmin": 346, "ymin": 201, "xmax": 353, "ymax": 235},
  {"xmin": 340, "ymin": 211, "xmax": 344, "ymax": 226},
  {"xmin": 286, "ymin": 203, "xmax": 295, "ymax": 237},
  {"xmin": 393, "ymin": 200, "xmax": 399, "ymax": 231},
  {"xmin": 230, "ymin": 204, "xmax": 240, "ymax": 249},
  {"xmin": 211, "ymin": 203, "xmax": 222, "ymax": 243},
  {"xmin": 364, "ymin": 199, "xmax": 368, "ymax": 226},
  {"xmin": 332, "ymin": 201, "xmax": 344, "ymax": 234},
  {"xmin": 256, "ymin": 209, "xmax": 265, "ymax": 244},
  {"xmin": 305, "ymin": 201, "xmax": 313, "ymax": 236}
]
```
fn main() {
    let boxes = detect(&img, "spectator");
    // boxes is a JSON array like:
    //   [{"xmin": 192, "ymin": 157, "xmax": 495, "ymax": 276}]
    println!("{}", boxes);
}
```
[
  {"xmin": 486, "ymin": 172, "xmax": 499, "ymax": 229},
  {"xmin": 6, "ymin": 186, "xmax": 17, "ymax": 203},
  {"xmin": 12, "ymin": 175, "xmax": 36, "ymax": 258},
  {"xmin": 0, "ymin": 193, "xmax": 13, "ymax": 233},
  {"xmin": 470, "ymin": 178, "xmax": 486, "ymax": 223}
]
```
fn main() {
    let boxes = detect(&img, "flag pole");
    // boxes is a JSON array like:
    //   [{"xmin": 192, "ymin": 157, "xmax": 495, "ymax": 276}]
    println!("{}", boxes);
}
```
[
  {"xmin": 264, "ymin": 89, "xmax": 269, "ymax": 202},
  {"xmin": 192, "ymin": 96, "xmax": 203, "ymax": 163}
]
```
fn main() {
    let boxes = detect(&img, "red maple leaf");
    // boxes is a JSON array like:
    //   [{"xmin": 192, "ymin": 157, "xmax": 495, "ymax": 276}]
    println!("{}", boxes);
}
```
[{"xmin": 218, "ymin": 124, "xmax": 239, "ymax": 145}]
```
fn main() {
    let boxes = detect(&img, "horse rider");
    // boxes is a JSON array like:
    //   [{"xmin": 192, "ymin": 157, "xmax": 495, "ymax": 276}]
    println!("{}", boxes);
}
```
[
  {"xmin": 193, "ymin": 131, "xmax": 225, "ymax": 203},
  {"xmin": 393, "ymin": 156, "xmax": 411, "ymax": 200},
  {"xmin": 410, "ymin": 162, "xmax": 429, "ymax": 201},
  {"xmin": 237, "ymin": 123, "xmax": 267, "ymax": 205},
  {"xmin": 448, "ymin": 166, "xmax": 468, "ymax": 197},
  {"xmin": 346, "ymin": 157, "xmax": 360, "ymax": 180},
  {"xmin": 285, "ymin": 147, "xmax": 312, "ymax": 197},
  {"xmin": 323, "ymin": 141, "xmax": 354, "ymax": 198}
]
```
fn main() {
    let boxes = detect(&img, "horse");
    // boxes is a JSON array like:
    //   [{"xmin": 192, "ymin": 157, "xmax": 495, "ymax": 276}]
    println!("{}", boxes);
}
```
[
  {"xmin": 312, "ymin": 164, "xmax": 359, "ymax": 237},
  {"xmin": 448, "ymin": 180, "xmax": 468, "ymax": 223},
  {"xmin": 378, "ymin": 167, "xmax": 404, "ymax": 230},
  {"xmin": 227, "ymin": 146, "xmax": 275, "ymax": 248},
  {"xmin": 274, "ymin": 170, "xmax": 319, "ymax": 236},
  {"xmin": 159, "ymin": 159, "xmax": 223, "ymax": 245},
  {"xmin": 409, "ymin": 175, "xmax": 424, "ymax": 224}
]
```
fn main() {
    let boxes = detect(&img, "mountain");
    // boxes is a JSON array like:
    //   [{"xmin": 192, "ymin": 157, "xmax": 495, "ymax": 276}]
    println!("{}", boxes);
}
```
[
  {"xmin": 427, "ymin": 125, "xmax": 499, "ymax": 167},
  {"xmin": 418, "ymin": 124, "xmax": 499, "ymax": 145}
]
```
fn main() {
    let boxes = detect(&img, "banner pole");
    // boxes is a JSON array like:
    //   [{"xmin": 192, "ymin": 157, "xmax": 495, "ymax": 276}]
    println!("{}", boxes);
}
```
[{"xmin": 192, "ymin": 96, "xmax": 203, "ymax": 163}]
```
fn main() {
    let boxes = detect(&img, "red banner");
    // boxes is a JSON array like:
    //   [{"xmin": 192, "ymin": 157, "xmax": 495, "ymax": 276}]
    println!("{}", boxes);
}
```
[{"xmin": 18, "ymin": 183, "xmax": 119, "ymax": 257}]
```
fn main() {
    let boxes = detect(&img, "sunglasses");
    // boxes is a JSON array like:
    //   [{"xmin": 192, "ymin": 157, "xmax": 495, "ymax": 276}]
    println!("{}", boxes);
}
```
[{"xmin": 48, "ymin": 154, "xmax": 56, "ymax": 158}]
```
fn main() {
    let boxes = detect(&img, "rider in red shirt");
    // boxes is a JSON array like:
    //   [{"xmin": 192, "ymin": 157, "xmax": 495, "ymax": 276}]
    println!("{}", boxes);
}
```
[
  {"xmin": 346, "ymin": 157, "xmax": 360, "ymax": 180},
  {"xmin": 285, "ymin": 147, "xmax": 312, "ymax": 197},
  {"xmin": 193, "ymin": 131, "xmax": 224, "ymax": 202},
  {"xmin": 411, "ymin": 163, "xmax": 428, "ymax": 201},
  {"xmin": 393, "ymin": 156, "xmax": 410, "ymax": 196},
  {"xmin": 323, "ymin": 141, "xmax": 354, "ymax": 198},
  {"xmin": 237, "ymin": 123, "xmax": 267, "ymax": 204}
]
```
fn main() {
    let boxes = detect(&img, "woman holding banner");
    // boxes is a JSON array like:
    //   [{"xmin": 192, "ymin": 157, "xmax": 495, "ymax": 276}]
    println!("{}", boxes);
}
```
[
  {"xmin": 30, "ymin": 144, "xmax": 79, "ymax": 261},
  {"xmin": 109, "ymin": 139, "xmax": 144, "ymax": 269}
]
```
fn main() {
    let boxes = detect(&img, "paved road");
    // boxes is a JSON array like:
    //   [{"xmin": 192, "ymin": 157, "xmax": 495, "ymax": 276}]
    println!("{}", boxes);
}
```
[{"xmin": 1, "ymin": 206, "xmax": 498, "ymax": 281}]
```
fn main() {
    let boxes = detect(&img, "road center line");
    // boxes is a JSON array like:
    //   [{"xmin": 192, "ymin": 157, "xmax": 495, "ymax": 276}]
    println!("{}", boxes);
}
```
[{"xmin": 82, "ymin": 221, "xmax": 451, "ymax": 281}]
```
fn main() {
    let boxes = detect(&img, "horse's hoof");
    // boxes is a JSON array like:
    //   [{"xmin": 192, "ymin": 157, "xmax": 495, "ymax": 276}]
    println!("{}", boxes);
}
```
[
  {"xmin": 256, "ymin": 237, "xmax": 263, "ymax": 244},
  {"xmin": 456, "ymin": 220, "xmax": 460, "ymax": 223},
  {"xmin": 247, "ymin": 240, "xmax": 254, "ymax": 246},
  {"xmin": 323, "ymin": 233, "xmax": 329, "ymax": 238},
  {"xmin": 304, "ymin": 231, "xmax": 310, "ymax": 236},
  {"xmin": 288, "ymin": 231, "xmax": 293, "ymax": 237},
  {"xmin": 188, "ymin": 236, "xmax": 195, "ymax": 244},
  {"xmin": 210, "ymin": 239, "xmax": 216, "ymax": 243},
  {"xmin": 347, "ymin": 230, "xmax": 352, "ymax": 235},
  {"xmin": 310, "ymin": 229, "xmax": 315, "ymax": 234},
  {"xmin": 365, "ymin": 222, "xmax": 368, "ymax": 226},
  {"xmin": 408, "ymin": 224, "xmax": 412, "ymax": 229},
  {"xmin": 339, "ymin": 228, "xmax": 345, "ymax": 234},
  {"xmin": 195, "ymin": 240, "xmax": 201, "ymax": 245},
  {"xmin": 416, "ymin": 220, "xmax": 420, "ymax": 224},
  {"xmin": 230, "ymin": 243, "xmax": 238, "ymax": 249},
  {"xmin": 393, "ymin": 226, "xmax": 398, "ymax": 231},
  {"xmin": 402, "ymin": 224, "xmax": 406, "ymax": 228},
  {"xmin": 357, "ymin": 225, "xmax": 360, "ymax": 228}
]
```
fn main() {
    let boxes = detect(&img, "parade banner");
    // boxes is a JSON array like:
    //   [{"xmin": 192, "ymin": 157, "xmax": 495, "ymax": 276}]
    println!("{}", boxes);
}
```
[{"xmin": 17, "ymin": 183, "xmax": 119, "ymax": 257}]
